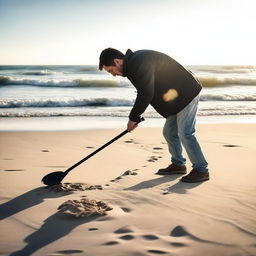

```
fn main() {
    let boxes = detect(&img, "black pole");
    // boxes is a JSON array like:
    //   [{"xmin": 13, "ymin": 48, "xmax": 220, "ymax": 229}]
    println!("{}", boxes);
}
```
[
  {"xmin": 64, "ymin": 129, "xmax": 128, "ymax": 175},
  {"xmin": 63, "ymin": 117, "xmax": 144, "ymax": 175}
]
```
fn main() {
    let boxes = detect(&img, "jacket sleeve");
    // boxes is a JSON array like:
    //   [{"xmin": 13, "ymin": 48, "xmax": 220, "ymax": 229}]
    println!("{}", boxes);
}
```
[{"xmin": 129, "ymin": 62, "xmax": 154, "ymax": 122}]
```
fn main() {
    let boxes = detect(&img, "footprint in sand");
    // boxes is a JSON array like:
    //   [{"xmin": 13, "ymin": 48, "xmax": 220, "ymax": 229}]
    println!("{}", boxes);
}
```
[
  {"xmin": 110, "ymin": 177, "xmax": 122, "ymax": 182},
  {"xmin": 152, "ymin": 147, "xmax": 163, "ymax": 151},
  {"xmin": 102, "ymin": 241, "xmax": 119, "ymax": 246},
  {"xmin": 170, "ymin": 242, "xmax": 187, "ymax": 247},
  {"xmin": 125, "ymin": 139, "xmax": 140, "ymax": 145},
  {"xmin": 147, "ymin": 249, "xmax": 167, "ymax": 254},
  {"xmin": 125, "ymin": 139, "xmax": 134, "ymax": 143},
  {"xmin": 170, "ymin": 225, "xmax": 235, "ymax": 247},
  {"xmin": 223, "ymin": 144, "xmax": 240, "ymax": 147},
  {"xmin": 141, "ymin": 234, "xmax": 159, "ymax": 240},
  {"xmin": 112, "ymin": 227, "xmax": 168, "ymax": 254},
  {"xmin": 170, "ymin": 225, "xmax": 191, "ymax": 237},
  {"xmin": 120, "ymin": 207, "xmax": 132, "ymax": 213},
  {"xmin": 148, "ymin": 156, "xmax": 160, "ymax": 162},
  {"xmin": 110, "ymin": 170, "xmax": 138, "ymax": 182},
  {"xmin": 119, "ymin": 234, "xmax": 135, "ymax": 240},
  {"xmin": 162, "ymin": 190, "xmax": 169, "ymax": 195},
  {"xmin": 88, "ymin": 228, "xmax": 98, "ymax": 231},
  {"xmin": 54, "ymin": 249, "xmax": 84, "ymax": 254},
  {"xmin": 114, "ymin": 226, "xmax": 134, "ymax": 234}
]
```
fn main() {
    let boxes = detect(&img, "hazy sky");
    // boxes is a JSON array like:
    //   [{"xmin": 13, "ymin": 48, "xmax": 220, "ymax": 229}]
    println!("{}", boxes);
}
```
[{"xmin": 0, "ymin": 0, "xmax": 255, "ymax": 65}]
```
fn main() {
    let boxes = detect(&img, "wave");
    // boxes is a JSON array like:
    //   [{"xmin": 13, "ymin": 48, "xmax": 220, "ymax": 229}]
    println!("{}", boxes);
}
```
[
  {"xmin": 196, "ymin": 75, "xmax": 256, "ymax": 87},
  {"xmin": 1, "ymin": 92, "xmax": 255, "ymax": 109},
  {"xmin": 0, "ymin": 76, "xmax": 120, "ymax": 88},
  {"xmin": 200, "ymin": 94, "xmax": 256, "ymax": 101},
  {"xmin": 79, "ymin": 66, "xmax": 99, "ymax": 72},
  {"xmin": 192, "ymin": 65, "xmax": 256, "ymax": 74},
  {"xmin": 0, "ymin": 98, "xmax": 134, "ymax": 108},
  {"xmin": 22, "ymin": 70, "xmax": 57, "ymax": 76},
  {"xmin": 1, "ymin": 74, "xmax": 256, "ymax": 88}
]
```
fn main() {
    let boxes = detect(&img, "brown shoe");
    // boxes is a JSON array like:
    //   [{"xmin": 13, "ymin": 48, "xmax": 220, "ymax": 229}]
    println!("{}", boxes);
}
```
[
  {"xmin": 181, "ymin": 169, "xmax": 209, "ymax": 183},
  {"xmin": 156, "ymin": 164, "xmax": 187, "ymax": 175}
]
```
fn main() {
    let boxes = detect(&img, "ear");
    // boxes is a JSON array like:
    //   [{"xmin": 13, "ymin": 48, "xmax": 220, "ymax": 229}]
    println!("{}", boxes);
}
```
[{"xmin": 114, "ymin": 58, "xmax": 122, "ymax": 66}]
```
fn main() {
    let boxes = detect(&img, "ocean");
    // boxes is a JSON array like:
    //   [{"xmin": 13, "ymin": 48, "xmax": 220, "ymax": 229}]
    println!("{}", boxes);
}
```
[{"xmin": 0, "ymin": 65, "xmax": 256, "ymax": 130}]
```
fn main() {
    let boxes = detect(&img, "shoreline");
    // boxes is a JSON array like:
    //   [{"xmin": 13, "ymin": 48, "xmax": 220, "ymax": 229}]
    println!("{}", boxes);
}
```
[{"xmin": 1, "ymin": 115, "xmax": 256, "ymax": 132}]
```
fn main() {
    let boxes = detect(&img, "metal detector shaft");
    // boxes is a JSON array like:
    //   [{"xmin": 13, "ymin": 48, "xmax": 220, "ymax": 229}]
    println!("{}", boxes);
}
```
[
  {"xmin": 64, "ymin": 118, "xmax": 144, "ymax": 175},
  {"xmin": 64, "ymin": 130, "xmax": 128, "ymax": 174}
]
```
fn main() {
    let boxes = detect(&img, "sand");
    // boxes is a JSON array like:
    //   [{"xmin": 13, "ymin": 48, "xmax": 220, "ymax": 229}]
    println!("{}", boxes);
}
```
[{"xmin": 0, "ymin": 124, "xmax": 256, "ymax": 256}]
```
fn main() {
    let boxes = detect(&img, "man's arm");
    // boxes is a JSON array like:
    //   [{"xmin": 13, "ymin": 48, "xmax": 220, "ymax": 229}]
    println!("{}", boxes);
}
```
[{"xmin": 128, "ymin": 61, "xmax": 154, "ymax": 124}]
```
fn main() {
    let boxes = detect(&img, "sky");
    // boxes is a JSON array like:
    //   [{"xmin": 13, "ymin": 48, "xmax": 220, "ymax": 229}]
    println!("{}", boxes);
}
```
[{"xmin": 0, "ymin": 0, "xmax": 255, "ymax": 65}]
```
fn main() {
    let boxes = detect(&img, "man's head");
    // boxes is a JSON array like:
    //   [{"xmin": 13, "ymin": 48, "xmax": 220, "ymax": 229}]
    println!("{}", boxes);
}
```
[{"xmin": 99, "ymin": 48, "xmax": 124, "ymax": 76}]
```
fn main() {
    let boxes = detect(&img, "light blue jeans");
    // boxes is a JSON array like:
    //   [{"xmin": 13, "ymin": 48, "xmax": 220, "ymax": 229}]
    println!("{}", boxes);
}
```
[{"xmin": 163, "ymin": 94, "xmax": 208, "ymax": 173}]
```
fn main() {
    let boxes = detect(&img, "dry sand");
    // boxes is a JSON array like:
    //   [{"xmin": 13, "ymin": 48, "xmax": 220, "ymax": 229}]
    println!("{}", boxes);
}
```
[{"xmin": 0, "ymin": 124, "xmax": 256, "ymax": 256}]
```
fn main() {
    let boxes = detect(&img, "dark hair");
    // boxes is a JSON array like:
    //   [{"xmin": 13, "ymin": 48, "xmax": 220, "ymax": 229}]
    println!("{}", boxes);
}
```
[{"xmin": 99, "ymin": 48, "xmax": 124, "ymax": 70}]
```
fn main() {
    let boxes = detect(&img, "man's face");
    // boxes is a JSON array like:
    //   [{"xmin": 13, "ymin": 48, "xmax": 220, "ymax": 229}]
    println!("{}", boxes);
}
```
[{"xmin": 103, "ymin": 59, "xmax": 123, "ymax": 77}]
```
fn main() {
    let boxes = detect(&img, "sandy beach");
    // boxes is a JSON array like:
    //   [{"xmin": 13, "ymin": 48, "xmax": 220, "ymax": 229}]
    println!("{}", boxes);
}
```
[{"xmin": 0, "ymin": 124, "xmax": 256, "ymax": 256}]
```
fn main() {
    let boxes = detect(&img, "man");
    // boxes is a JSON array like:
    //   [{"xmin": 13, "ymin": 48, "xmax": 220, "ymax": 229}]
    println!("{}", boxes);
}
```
[{"xmin": 99, "ymin": 48, "xmax": 209, "ymax": 183}]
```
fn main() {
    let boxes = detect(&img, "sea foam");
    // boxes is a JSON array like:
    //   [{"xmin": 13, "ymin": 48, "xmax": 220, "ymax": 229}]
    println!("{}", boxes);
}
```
[
  {"xmin": 22, "ymin": 70, "xmax": 57, "ymax": 75},
  {"xmin": 0, "ymin": 97, "xmax": 134, "ymax": 108},
  {"xmin": 0, "ymin": 76, "xmax": 121, "ymax": 87},
  {"xmin": 197, "ymin": 75, "xmax": 256, "ymax": 87},
  {"xmin": 1, "ymin": 74, "xmax": 255, "ymax": 88}
]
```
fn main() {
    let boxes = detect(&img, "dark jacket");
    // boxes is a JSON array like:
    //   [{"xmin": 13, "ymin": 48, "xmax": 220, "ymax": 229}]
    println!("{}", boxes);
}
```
[{"xmin": 122, "ymin": 49, "xmax": 202, "ymax": 122}]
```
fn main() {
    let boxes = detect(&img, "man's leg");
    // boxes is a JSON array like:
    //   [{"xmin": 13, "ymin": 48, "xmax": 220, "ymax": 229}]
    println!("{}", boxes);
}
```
[
  {"xmin": 157, "ymin": 115, "xmax": 186, "ymax": 175},
  {"xmin": 177, "ymin": 94, "xmax": 209, "ymax": 182},
  {"xmin": 161, "ymin": 115, "xmax": 186, "ymax": 168}
]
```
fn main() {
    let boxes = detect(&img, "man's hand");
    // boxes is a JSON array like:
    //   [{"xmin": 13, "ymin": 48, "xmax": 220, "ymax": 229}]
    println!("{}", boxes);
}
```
[{"xmin": 127, "ymin": 120, "xmax": 138, "ymax": 132}]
